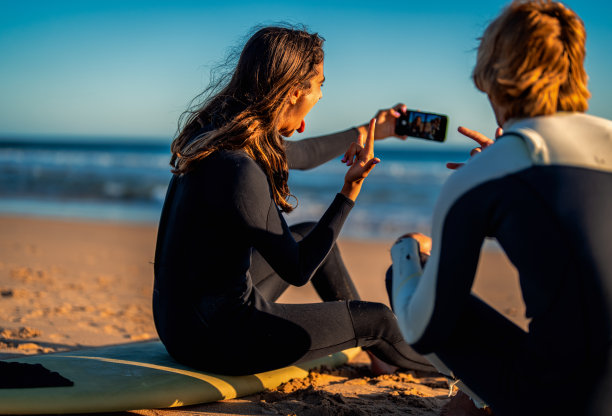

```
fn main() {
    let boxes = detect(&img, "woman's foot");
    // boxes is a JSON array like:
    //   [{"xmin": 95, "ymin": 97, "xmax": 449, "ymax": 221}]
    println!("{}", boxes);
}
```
[{"xmin": 366, "ymin": 350, "xmax": 398, "ymax": 376}]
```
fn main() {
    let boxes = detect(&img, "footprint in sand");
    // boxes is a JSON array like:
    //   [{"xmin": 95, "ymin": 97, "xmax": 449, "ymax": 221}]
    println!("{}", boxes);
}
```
[
  {"xmin": 10, "ymin": 267, "xmax": 53, "ymax": 284},
  {"xmin": 97, "ymin": 307, "xmax": 116, "ymax": 318},
  {"xmin": 17, "ymin": 342, "xmax": 43, "ymax": 352},
  {"xmin": 0, "ymin": 327, "xmax": 55, "ymax": 353},
  {"xmin": 24, "ymin": 309, "xmax": 45, "ymax": 319},
  {"xmin": 82, "ymin": 321, "xmax": 126, "ymax": 336},
  {"xmin": 0, "ymin": 326, "xmax": 42, "ymax": 339},
  {"xmin": 0, "ymin": 288, "xmax": 32, "ymax": 298},
  {"xmin": 95, "ymin": 274, "xmax": 115, "ymax": 288},
  {"xmin": 1, "ymin": 342, "xmax": 56, "ymax": 355},
  {"xmin": 125, "ymin": 333, "xmax": 152, "ymax": 341},
  {"xmin": 54, "ymin": 303, "xmax": 73, "ymax": 315},
  {"xmin": 64, "ymin": 282, "xmax": 85, "ymax": 291}
]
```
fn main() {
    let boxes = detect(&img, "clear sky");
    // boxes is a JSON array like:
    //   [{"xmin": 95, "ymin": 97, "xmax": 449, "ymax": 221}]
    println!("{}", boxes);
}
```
[{"xmin": 1, "ymin": 0, "xmax": 611, "ymax": 148}]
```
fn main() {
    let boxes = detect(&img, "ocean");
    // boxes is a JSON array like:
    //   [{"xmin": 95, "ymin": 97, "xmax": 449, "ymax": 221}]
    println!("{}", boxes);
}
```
[{"xmin": 0, "ymin": 138, "xmax": 469, "ymax": 240}]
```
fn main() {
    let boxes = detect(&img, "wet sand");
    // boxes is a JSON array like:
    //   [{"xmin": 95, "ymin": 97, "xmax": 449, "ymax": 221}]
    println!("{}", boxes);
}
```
[{"xmin": 0, "ymin": 215, "xmax": 525, "ymax": 415}]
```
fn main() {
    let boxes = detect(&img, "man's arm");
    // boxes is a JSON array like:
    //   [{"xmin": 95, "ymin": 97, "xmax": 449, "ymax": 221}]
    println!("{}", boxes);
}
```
[{"xmin": 392, "ymin": 135, "xmax": 533, "ymax": 353}]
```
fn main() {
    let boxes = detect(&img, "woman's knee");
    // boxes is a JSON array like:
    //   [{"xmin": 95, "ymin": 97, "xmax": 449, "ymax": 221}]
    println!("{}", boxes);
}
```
[{"xmin": 348, "ymin": 300, "xmax": 403, "ymax": 342}]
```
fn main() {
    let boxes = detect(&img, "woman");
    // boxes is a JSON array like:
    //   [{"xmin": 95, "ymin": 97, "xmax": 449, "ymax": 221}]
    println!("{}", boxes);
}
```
[
  {"xmin": 389, "ymin": 1, "xmax": 612, "ymax": 415},
  {"xmin": 153, "ymin": 26, "xmax": 433, "ymax": 375}
]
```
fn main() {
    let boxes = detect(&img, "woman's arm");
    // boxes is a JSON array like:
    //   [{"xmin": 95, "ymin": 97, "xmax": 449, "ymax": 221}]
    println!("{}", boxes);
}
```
[
  {"xmin": 285, "ymin": 128, "xmax": 359, "ymax": 170},
  {"xmin": 232, "ymin": 159, "xmax": 353, "ymax": 286},
  {"xmin": 248, "ymin": 191, "xmax": 355, "ymax": 287},
  {"xmin": 237, "ymin": 120, "xmax": 379, "ymax": 286},
  {"xmin": 285, "ymin": 104, "xmax": 407, "ymax": 170}
]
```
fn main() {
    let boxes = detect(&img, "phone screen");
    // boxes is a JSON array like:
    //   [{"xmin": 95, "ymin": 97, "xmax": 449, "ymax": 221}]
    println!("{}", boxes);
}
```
[{"xmin": 395, "ymin": 110, "xmax": 448, "ymax": 142}]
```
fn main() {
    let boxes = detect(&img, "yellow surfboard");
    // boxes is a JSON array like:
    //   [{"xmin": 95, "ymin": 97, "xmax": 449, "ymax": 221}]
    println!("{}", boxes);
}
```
[{"xmin": 0, "ymin": 341, "xmax": 360, "ymax": 414}]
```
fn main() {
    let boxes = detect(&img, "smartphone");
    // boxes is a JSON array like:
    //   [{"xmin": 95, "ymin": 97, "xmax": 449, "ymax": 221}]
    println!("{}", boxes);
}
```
[{"xmin": 395, "ymin": 109, "xmax": 448, "ymax": 142}]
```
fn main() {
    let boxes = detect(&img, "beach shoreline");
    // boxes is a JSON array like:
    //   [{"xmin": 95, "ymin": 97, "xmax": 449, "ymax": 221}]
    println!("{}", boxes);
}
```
[{"xmin": 0, "ymin": 214, "xmax": 525, "ymax": 415}]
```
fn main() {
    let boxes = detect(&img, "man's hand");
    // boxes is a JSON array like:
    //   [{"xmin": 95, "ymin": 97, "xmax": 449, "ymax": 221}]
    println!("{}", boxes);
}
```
[{"xmin": 446, "ymin": 126, "xmax": 503, "ymax": 170}]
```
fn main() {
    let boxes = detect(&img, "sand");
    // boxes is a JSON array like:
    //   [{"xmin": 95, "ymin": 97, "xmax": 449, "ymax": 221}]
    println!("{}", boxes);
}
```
[{"xmin": 0, "ymin": 215, "xmax": 526, "ymax": 415}]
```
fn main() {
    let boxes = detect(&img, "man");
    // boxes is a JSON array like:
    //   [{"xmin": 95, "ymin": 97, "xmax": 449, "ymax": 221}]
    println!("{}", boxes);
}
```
[{"xmin": 389, "ymin": 1, "xmax": 612, "ymax": 415}]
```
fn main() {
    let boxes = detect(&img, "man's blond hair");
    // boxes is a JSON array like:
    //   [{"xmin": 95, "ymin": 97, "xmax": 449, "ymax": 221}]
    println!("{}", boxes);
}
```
[{"xmin": 473, "ymin": 0, "xmax": 590, "ymax": 121}]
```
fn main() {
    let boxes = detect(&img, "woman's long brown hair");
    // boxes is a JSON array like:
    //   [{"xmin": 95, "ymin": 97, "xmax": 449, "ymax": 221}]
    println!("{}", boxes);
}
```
[{"xmin": 170, "ymin": 26, "xmax": 324, "ymax": 213}]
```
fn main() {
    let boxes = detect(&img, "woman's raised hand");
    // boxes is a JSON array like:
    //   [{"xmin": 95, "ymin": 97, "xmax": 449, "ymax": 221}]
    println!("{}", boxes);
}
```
[
  {"xmin": 356, "ymin": 103, "xmax": 408, "ymax": 141},
  {"xmin": 340, "ymin": 118, "xmax": 380, "ymax": 201},
  {"xmin": 446, "ymin": 126, "xmax": 503, "ymax": 170}
]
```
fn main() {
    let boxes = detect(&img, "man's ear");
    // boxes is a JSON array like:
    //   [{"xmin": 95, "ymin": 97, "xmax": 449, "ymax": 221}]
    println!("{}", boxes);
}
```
[{"xmin": 289, "ymin": 88, "xmax": 302, "ymax": 105}]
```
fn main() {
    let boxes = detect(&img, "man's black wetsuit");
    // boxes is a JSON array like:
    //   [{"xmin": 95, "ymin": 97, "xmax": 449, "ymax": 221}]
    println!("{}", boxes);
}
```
[
  {"xmin": 153, "ymin": 129, "xmax": 432, "ymax": 375},
  {"xmin": 390, "ymin": 113, "xmax": 612, "ymax": 415}
]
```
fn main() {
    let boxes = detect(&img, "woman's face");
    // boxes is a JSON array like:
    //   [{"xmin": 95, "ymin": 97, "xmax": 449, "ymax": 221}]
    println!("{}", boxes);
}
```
[{"xmin": 279, "ymin": 62, "xmax": 325, "ymax": 137}]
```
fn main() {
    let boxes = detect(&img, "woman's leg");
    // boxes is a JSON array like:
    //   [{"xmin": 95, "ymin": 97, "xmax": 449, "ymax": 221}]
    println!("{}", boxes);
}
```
[
  {"xmin": 290, "ymin": 222, "xmax": 360, "ymax": 301},
  {"xmin": 345, "ymin": 300, "xmax": 434, "ymax": 372},
  {"xmin": 248, "ymin": 248, "xmax": 290, "ymax": 302},
  {"xmin": 243, "ymin": 222, "xmax": 431, "ymax": 374},
  {"xmin": 194, "ymin": 289, "xmax": 434, "ymax": 375}
]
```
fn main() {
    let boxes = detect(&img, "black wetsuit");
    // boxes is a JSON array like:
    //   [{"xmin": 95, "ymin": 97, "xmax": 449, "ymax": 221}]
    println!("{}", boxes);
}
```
[
  {"xmin": 153, "ymin": 129, "xmax": 432, "ymax": 375},
  {"xmin": 390, "ymin": 113, "xmax": 612, "ymax": 416}
]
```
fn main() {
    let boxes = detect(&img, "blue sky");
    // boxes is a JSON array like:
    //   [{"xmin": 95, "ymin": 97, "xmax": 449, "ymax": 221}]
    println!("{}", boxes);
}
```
[{"xmin": 1, "ymin": 1, "xmax": 611, "ymax": 148}]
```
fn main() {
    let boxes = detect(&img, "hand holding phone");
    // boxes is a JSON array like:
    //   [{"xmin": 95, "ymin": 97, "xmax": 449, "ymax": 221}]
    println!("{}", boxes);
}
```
[{"xmin": 395, "ymin": 109, "xmax": 448, "ymax": 142}]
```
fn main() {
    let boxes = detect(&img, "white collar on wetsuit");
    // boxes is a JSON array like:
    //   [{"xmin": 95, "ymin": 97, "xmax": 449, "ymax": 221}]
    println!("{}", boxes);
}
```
[{"xmin": 502, "ymin": 112, "xmax": 612, "ymax": 173}]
